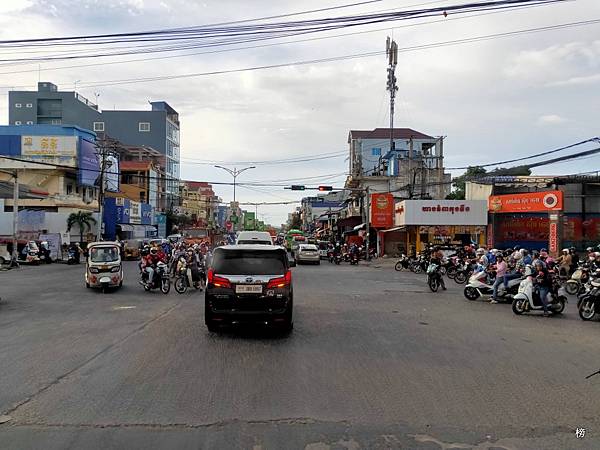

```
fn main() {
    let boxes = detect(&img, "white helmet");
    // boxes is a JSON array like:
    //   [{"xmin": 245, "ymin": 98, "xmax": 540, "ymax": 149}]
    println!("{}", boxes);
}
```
[
  {"xmin": 476, "ymin": 248, "xmax": 485, "ymax": 255},
  {"xmin": 523, "ymin": 265, "xmax": 534, "ymax": 276}
]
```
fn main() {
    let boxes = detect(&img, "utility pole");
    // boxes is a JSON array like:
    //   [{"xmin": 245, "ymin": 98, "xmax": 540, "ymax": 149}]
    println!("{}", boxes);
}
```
[
  {"xmin": 364, "ymin": 186, "xmax": 371, "ymax": 261},
  {"xmin": 96, "ymin": 139, "xmax": 118, "ymax": 241},
  {"xmin": 384, "ymin": 37, "xmax": 398, "ymax": 175},
  {"xmin": 11, "ymin": 169, "xmax": 19, "ymax": 264}
]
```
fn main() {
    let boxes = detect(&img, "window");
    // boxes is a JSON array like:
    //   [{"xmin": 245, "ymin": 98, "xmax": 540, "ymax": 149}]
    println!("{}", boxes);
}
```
[
  {"xmin": 15, "ymin": 121, "xmax": 21, "ymax": 125},
  {"xmin": 51, "ymin": 119, "xmax": 61, "ymax": 125},
  {"xmin": 15, "ymin": 103, "xmax": 22, "ymax": 108},
  {"xmin": 371, "ymin": 148, "xmax": 381, "ymax": 156},
  {"xmin": 26, "ymin": 121, "xmax": 33, "ymax": 125},
  {"xmin": 139, "ymin": 122, "xmax": 151, "ymax": 132},
  {"xmin": 93, "ymin": 122, "xmax": 105, "ymax": 132},
  {"xmin": 66, "ymin": 184, "xmax": 73, "ymax": 195},
  {"xmin": 26, "ymin": 103, "xmax": 33, "ymax": 108}
]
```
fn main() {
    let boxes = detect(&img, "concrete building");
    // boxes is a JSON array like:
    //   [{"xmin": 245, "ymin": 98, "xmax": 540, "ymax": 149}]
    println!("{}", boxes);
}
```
[
  {"xmin": 8, "ymin": 82, "xmax": 180, "ymax": 198},
  {"xmin": 0, "ymin": 125, "xmax": 101, "ymax": 241},
  {"xmin": 179, "ymin": 181, "xmax": 219, "ymax": 230},
  {"xmin": 300, "ymin": 191, "xmax": 348, "ymax": 233},
  {"xmin": 341, "ymin": 127, "xmax": 451, "ymax": 255}
]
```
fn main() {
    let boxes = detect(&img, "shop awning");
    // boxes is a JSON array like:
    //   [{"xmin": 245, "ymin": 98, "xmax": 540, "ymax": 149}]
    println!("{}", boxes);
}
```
[
  {"xmin": 118, "ymin": 224, "xmax": 134, "ymax": 232},
  {"xmin": 353, "ymin": 223, "xmax": 366, "ymax": 231},
  {"xmin": 381, "ymin": 226, "xmax": 406, "ymax": 233}
]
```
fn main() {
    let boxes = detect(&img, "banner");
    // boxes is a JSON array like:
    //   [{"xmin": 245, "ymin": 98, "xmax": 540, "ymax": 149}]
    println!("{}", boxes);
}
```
[
  {"xmin": 370, "ymin": 193, "xmax": 394, "ymax": 228},
  {"xmin": 489, "ymin": 191, "xmax": 563, "ymax": 213}
]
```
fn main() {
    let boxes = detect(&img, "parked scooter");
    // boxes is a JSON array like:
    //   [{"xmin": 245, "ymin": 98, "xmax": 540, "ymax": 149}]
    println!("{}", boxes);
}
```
[
  {"xmin": 565, "ymin": 264, "xmax": 590, "ymax": 295},
  {"xmin": 464, "ymin": 269, "xmax": 522, "ymax": 302},
  {"xmin": 511, "ymin": 267, "xmax": 567, "ymax": 316},
  {"xmin": 577, "ymin": 279, "xmax": 600, "ymax": 321},
  {"xmin": 394, "ymin": 254, "xmax": 411, "ymax": 271},
  {"xmin": 426, "ymin": 262, "xmax": 444, "ymax": 292},
  {"xmin": 140, "ymin": 261, "xmax": 171, "ymax": 294}
]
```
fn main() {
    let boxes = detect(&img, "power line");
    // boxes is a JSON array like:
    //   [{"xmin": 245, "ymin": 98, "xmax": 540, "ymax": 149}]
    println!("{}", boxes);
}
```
[
  {"xmin": 4, "ymin": 16, "xmax": 594, "ymax": 91},
  {"xmin": 0, "ymin": 2, "xmax": 541, "ymax": 75}
]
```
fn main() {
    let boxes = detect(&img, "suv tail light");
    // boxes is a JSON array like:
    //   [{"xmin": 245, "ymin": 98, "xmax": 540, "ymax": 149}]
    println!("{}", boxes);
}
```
[
  {"xmin": 266, "ymin": 271, "xmax": 292, "ymax": 289},
  {"xmin": 207, "ymin": 268, "xmax": 232, "ymax": 288}
]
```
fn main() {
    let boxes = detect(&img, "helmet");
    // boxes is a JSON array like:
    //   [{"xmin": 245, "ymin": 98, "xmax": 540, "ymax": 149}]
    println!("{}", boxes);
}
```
[
  {"xmin": 523, "ymin": 265, "xmax": 534, "ymax": 276},
  {"xmin": 534, "ymin": 259, "xmax": 544, "ymax": 268},
  {"xmin": 587, "ymin": 247, "xmax": 594, "ymax": 253},
  {"xmin": 513, "ymin": 245, "xmax": 521, "ymax": 251},
  {"xmin": 562, "ymin": 249, "xmax": 569, "ymax": 253},
  {"xmin": 520, "ymin": 248, "xmax": 528, "ymax": 256},
  {"xmin": 491, "ymin": 249, "xmax": 499, "ymax": 255},
  {"xmin": 595, "ymin": 252, "xmax": 600, "ymax": 259},
  {"xmin": 541, "ymin": 248, "xmax": 547, "ymax": 253},
  {"xmin": 532, "ymin": 250, "xmax": 540, "ymax": 258},
  {"xmin": 150, "ymin": 247, "xmax": 158, "ymax": 255},
  {"xmin": 476, "ymin": 248, "xmax": 485, "ymax": 255}
]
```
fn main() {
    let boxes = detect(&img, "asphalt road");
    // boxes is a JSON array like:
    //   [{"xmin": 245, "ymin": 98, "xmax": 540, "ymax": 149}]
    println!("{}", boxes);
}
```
[{"xmin": 0, "ymin": 259, "xmax": 599, "ymax": 449}]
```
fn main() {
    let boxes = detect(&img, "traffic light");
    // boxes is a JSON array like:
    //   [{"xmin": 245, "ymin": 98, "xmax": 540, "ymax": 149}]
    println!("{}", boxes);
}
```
[
  {"xmin": 290, "ymin": 185, "xmax": 306, "ymax": 191},
  {"xmin": 318, "ymin": 186, "xmax": 333, "ymax": 191}
]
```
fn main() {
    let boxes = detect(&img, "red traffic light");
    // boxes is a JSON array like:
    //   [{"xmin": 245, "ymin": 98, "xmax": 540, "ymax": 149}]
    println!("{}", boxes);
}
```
[{"xmin": 318, "ymin": 186, "xmax": 333, "ymax": 191}]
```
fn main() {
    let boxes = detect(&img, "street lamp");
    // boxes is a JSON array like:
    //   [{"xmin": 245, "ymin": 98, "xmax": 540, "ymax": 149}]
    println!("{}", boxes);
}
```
[{"xmin": 214, "ymin": 165, "xmax": 256, "ymax": 204}]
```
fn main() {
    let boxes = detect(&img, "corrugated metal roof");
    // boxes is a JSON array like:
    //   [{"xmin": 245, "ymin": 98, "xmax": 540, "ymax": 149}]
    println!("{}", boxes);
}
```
[{"xmin": 348, "ymin": 128, "xmax": 434, "ymax": 142}]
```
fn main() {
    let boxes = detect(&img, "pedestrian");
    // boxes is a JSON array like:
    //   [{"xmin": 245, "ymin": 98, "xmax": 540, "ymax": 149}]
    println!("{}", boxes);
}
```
[{"xmin": 490, "ymin": 254, "xmax": 507, "ymax": 304}]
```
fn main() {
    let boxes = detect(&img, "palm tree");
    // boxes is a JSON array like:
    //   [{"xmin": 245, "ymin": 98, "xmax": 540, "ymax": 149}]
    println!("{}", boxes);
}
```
[{"xmin": 66, "ymin": 211, "xmax": 97, "ymax": 243}]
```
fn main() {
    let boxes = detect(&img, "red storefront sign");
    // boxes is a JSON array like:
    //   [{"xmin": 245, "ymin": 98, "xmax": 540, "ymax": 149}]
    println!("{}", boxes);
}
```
[
  {"xmin": 488, "ymin": 191, "xmax": 563, "ymax": 213},
  {"xmin": 370, "ymin": 193, "xmax": 394, "ymax": 228},
  {"xmin": 549, "ymin": 222, "xmax": 558, "ymax": 253}
]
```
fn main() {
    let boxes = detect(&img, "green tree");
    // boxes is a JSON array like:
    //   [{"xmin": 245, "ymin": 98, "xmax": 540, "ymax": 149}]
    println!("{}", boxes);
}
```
[
  {"xmin": 446, "ymin": 166, "xmax": 487, "ymax": 200},
  {"xmin": 66, "ymin": 211, "xmax": 97, "ymax": 243}
]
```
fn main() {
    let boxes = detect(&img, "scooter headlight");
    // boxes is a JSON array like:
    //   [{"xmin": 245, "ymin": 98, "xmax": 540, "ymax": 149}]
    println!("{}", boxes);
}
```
[{"xmin": 89, "ymin": 267, "xmax": 99, "ymax": 274}]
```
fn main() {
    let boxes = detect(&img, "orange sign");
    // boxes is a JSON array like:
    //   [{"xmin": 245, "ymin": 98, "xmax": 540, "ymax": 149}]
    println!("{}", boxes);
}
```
[
  {"xmin": 370, "ymin": 193, "xmax": 394, "ymax": 228},
  {"xmin": 549, "ymin": 222, "xmax": 558, "ymax": 253},
  {"xmin": 488, "ymin": 190, "xmax": 563, "ymax": 213}
]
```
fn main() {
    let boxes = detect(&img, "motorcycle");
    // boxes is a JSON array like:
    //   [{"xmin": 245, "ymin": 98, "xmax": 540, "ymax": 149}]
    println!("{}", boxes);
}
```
[
  {"xmin": 464, "ymin": 269, "xmax": 522, "ymax": 301},
  {"xmin": 410, "ymin": 254, "xmax": 428, "ymax": 274},
  {"xmin": 394, "ymin": 254, "xmax": 411, "ymax": 272},
  {"xmin": 140, "ymin": 261, "xmax": 171, "ymax": 294},
  {"xmin": 426, "ymin": 263, "xmax": 443, "ymax": 292},
  {"xmin": 350, "ymin": 252, "xmax": 359, "ymax": 265},
  {"xmin": 454, "ymin": 261, "xmax": 475, "ymax": 284},
  {"xmin": 577, "ymin": 279, "xmax": 600, "ymax": 320},
  {"xmin": 565, "ymin": 265, "xmax": 590, "ymax": 295},
  {"xmin": 67, "ymin": 248, "xmax": 80, "ymax": 265},
  {"xmin": 511, "ymin": 269, "xmax": 567, "ymax": 316},
  {"xmin": 334, "ymin": 253, "xmax": 342, "ymax": 265},
  {"xmin": 174, "ymin": 258, "xmax": 204, "ymax": 294}
]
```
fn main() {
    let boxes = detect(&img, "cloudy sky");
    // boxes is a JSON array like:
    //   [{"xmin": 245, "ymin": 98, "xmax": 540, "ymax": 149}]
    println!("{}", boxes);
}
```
[{"xmin": 0, "ymin": 0, "xmax": 599, "ymax": 225}]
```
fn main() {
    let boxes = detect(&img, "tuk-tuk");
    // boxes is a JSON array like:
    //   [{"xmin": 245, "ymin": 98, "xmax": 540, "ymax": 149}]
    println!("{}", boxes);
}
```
[{"xmin": 85, "ymin": 241, "xmax": 123, "ymax": 292}]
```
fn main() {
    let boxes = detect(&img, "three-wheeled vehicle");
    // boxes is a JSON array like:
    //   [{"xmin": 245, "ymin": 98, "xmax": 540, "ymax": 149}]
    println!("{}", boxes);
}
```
[{"xmin": 85, "ymin": 241, "xmax": 123, "ymax": 292}]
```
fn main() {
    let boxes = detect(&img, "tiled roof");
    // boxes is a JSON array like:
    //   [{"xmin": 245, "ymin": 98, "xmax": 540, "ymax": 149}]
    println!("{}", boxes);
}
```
[
  {"xmin": 120, "ymin": 160, "xmax": 153, "ymax": 171},
  {"xmin": 348, "ymin": 128, "xmax": 434, "ymax": 142}
]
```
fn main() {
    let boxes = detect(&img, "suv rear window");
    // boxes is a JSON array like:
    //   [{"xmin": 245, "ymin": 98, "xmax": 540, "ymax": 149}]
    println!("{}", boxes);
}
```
[
  {"xmin": 237, "ymin": 240, "xmax": 271, "ymax": 245},
  {"xmin": 212, "ymin": 249, "xmax": 286, "ymax": 275}
]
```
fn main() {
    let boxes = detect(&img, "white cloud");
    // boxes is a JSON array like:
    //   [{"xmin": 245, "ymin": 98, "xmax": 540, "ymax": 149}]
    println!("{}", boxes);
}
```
[{"xmin": 537, "ymin": 114, "xmax": 567, "ymax": 126}]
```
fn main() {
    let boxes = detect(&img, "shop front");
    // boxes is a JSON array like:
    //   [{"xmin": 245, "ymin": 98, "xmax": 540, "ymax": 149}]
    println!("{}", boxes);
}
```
[
  {"xmin": 488, "ymin": 190, "xmax": 563, "ymax": 254},
  {"xmin": 390, "ymin": 200, "xmax": 488, "ymax": 255},
  {"xmin": 103, "ymin": 197, "xmax": 156, "ymax": 241}
]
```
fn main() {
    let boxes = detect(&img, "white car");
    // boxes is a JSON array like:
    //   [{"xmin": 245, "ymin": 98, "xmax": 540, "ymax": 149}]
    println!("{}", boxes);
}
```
[
  {"xmin": 236, "ymin": 231, "xmax": 273, "ymax": 246},
  {"xmin": 296, "ymin": 244, "xmax": 320, "ymax": 265}
]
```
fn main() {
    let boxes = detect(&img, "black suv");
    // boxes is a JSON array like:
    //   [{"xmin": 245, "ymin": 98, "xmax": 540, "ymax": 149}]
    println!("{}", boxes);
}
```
[{"xmin": 205, "ymin": 245, "xmax": 293, "ymax": 332}]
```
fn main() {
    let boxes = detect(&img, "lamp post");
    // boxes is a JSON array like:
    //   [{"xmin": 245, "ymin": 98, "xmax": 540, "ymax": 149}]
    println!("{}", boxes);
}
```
[{"xmin": 214, "ymin": 165, "xmax": 256, "ymax": 205}]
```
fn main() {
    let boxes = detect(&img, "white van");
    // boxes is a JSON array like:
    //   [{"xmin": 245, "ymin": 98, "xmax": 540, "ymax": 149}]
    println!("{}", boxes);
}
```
[{"xmin": 236, "ymin": 231, "xmax": 273, "ymax": 245}]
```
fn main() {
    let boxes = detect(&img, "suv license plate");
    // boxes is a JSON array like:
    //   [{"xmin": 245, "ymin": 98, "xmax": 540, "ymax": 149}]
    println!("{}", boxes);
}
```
[{"xmin": 236, "ymin": 285, "xmax": 263, "ymax": 294}]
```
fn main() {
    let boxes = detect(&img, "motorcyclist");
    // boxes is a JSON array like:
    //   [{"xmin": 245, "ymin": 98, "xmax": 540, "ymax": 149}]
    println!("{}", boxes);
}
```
[
  {"xmin": 185, "ymin": 248, "xmax": 201, "ymax": 289},
  {"xmin": 533, "ymin": 260, "xmax": 551, "ymax": 317},
  {"xmin": 490, "ymin": 254, "xmax": 508, "ymax": 304},
  {"xmin": 142, "ymin": 246, "xmax": 166, "ymax": 288},
  {"xmin": 429, "ymin": 246, "xmax": 446, "ymax": 290},
  {"xmin": 349, "ymin": 243, "xmax": 359, "ymax": 260},
  {"xmin": 557, "ymin": 249, "xmax": 572, "ymax": 277},
  {"xmin": 68, "ymin": 242, "xmax": 81, "ymax": 264},
  {"xmin": 476, "ymin": 248, "xmax": 489, "ymax": 270}
]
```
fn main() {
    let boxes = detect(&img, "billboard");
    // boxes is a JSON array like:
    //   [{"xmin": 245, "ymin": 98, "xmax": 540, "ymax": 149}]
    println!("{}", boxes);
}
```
[
  {"xmin": 395, "ymin": 200, "xmax": 488, "ymax": 226},
  {"xmin": 21, "ymin": 135, "xmax": 78, "ymax": 166},
  {"xmin": 370, "ymin": 193, "xmax": 394, "ymax": 228},
  {"xmin": 104, "ymin": 154, "xmax": 120, "ymax": 192},
  {"xmin": 78, "ymin": 139, "xmax": 100, "ymax": 187},
  {"xmin": 488, "ymin": 191, "xmax": 563, "ymax": 213},
  {"xmin": 244, "ymin": 211, "xmax": 256, "ymax": 230}
]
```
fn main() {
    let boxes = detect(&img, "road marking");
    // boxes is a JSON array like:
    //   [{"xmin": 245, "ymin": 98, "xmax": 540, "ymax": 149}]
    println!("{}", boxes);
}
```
[{"xmin": 112, "ymin": 306, "xmax": 137, "ymax": 310}]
